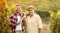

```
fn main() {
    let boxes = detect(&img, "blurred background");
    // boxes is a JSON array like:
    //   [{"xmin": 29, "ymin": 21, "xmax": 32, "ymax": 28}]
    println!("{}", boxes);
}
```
[{"xmin": 0, "ymin": 0, "xmax": 60, "ymax": 33}]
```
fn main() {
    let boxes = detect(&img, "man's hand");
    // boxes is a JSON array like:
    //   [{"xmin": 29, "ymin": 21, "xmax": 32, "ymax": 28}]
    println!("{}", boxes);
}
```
[{"xmin": 38, "ymin": 28, "xmax": 41, "ymax": 33}]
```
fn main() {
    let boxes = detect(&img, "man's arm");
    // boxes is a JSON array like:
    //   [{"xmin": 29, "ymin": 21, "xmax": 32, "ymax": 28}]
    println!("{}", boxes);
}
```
[
  {"xmin": 37, "ymin": 15, "xmax": 42, "ymax": 33},
  {"xmin": 9, "ymin": 14, "xmax": 15, "ymax": 27}
]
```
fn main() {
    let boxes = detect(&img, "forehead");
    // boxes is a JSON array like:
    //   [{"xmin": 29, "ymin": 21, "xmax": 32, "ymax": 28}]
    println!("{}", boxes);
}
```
[
  {"xmin": 28, "ymin": 8, "xmax": 34, "ymax": 10},
  {"xmin": 16, "ymin": 5, "xmax": 21, "ymax": 8}
]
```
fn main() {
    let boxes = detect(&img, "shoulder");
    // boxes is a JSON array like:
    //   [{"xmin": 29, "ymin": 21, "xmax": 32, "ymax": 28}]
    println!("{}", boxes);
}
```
[
  {"xmin": 35, "ymin": 13, "xmax": 40, "ymax": 17},
  {"xmin": 21, "ymin": 14, "xmax": 25, "ymax": 17},
  {"xmin": 10, "ymin": 14, "xmax": 14, "ymax": 19},
  {"xmin": 10, "ymin": 14, "xmax": 14, "ymax": 17},
  {"xmin": 35, "ymin": 13, "xmax": 42, "ymax": 19}
]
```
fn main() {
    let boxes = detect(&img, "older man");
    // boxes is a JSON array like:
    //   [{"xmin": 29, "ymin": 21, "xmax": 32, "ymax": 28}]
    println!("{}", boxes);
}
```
[{"xmin": 25, "ymin": 5, "xmax": 42, "ymax": 33}]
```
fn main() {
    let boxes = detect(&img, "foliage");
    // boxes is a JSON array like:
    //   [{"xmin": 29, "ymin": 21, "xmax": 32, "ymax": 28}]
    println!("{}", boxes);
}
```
[
  {"xmin": 50, "ymin": 10, "xmax": 60, "ymax": 33},
  {"xmin": 36, "ymin": 11, "xmax": 50, "ymax": 17},
  {"xmin": 0, "ymin": 0, "xmax": 11, "ymax": 33}
]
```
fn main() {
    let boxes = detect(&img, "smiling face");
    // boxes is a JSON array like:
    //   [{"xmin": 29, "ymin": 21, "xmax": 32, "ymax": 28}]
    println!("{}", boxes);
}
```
[
  {"xmin": 16, "ymin": 5, "xmax": 21, "ymax": 13},
  {"xmin": 16, "ymin": 5, "xmax": 21, "ymax": 10},
  {"xmin": 28, "ymin": 8, "xmax": 34, "ymax": 16}
]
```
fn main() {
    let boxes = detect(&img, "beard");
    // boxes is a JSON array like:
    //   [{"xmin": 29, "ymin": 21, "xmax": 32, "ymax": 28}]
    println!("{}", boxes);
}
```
[{"xmin": 29, "ymin": 12, "xmax": 34, "ymax": 17}]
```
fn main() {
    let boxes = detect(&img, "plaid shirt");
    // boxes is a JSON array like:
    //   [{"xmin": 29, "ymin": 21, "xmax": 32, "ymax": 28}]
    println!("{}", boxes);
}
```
[{"xmin": 10, "ymin": 12, "xmax": 25, "ymax": 33}]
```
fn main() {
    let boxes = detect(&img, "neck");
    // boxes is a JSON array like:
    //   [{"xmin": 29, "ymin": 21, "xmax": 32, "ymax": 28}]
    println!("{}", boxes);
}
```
[
  {"xmin": 30, "ymin": 15, "xmax": 33, "ymax": 17},
  {"xmin": 29, "ymin": 13, "xmax": 34, "ymax": 17}
]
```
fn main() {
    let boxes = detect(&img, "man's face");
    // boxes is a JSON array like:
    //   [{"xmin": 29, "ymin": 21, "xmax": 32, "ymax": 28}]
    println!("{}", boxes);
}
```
[
  {"xmin": 16, "ymin": 6, "xmax": 21, "ymax": 13},
  {"xmin": 28, "ymin": 8, "xmax": 34, "ymax": 16}
]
